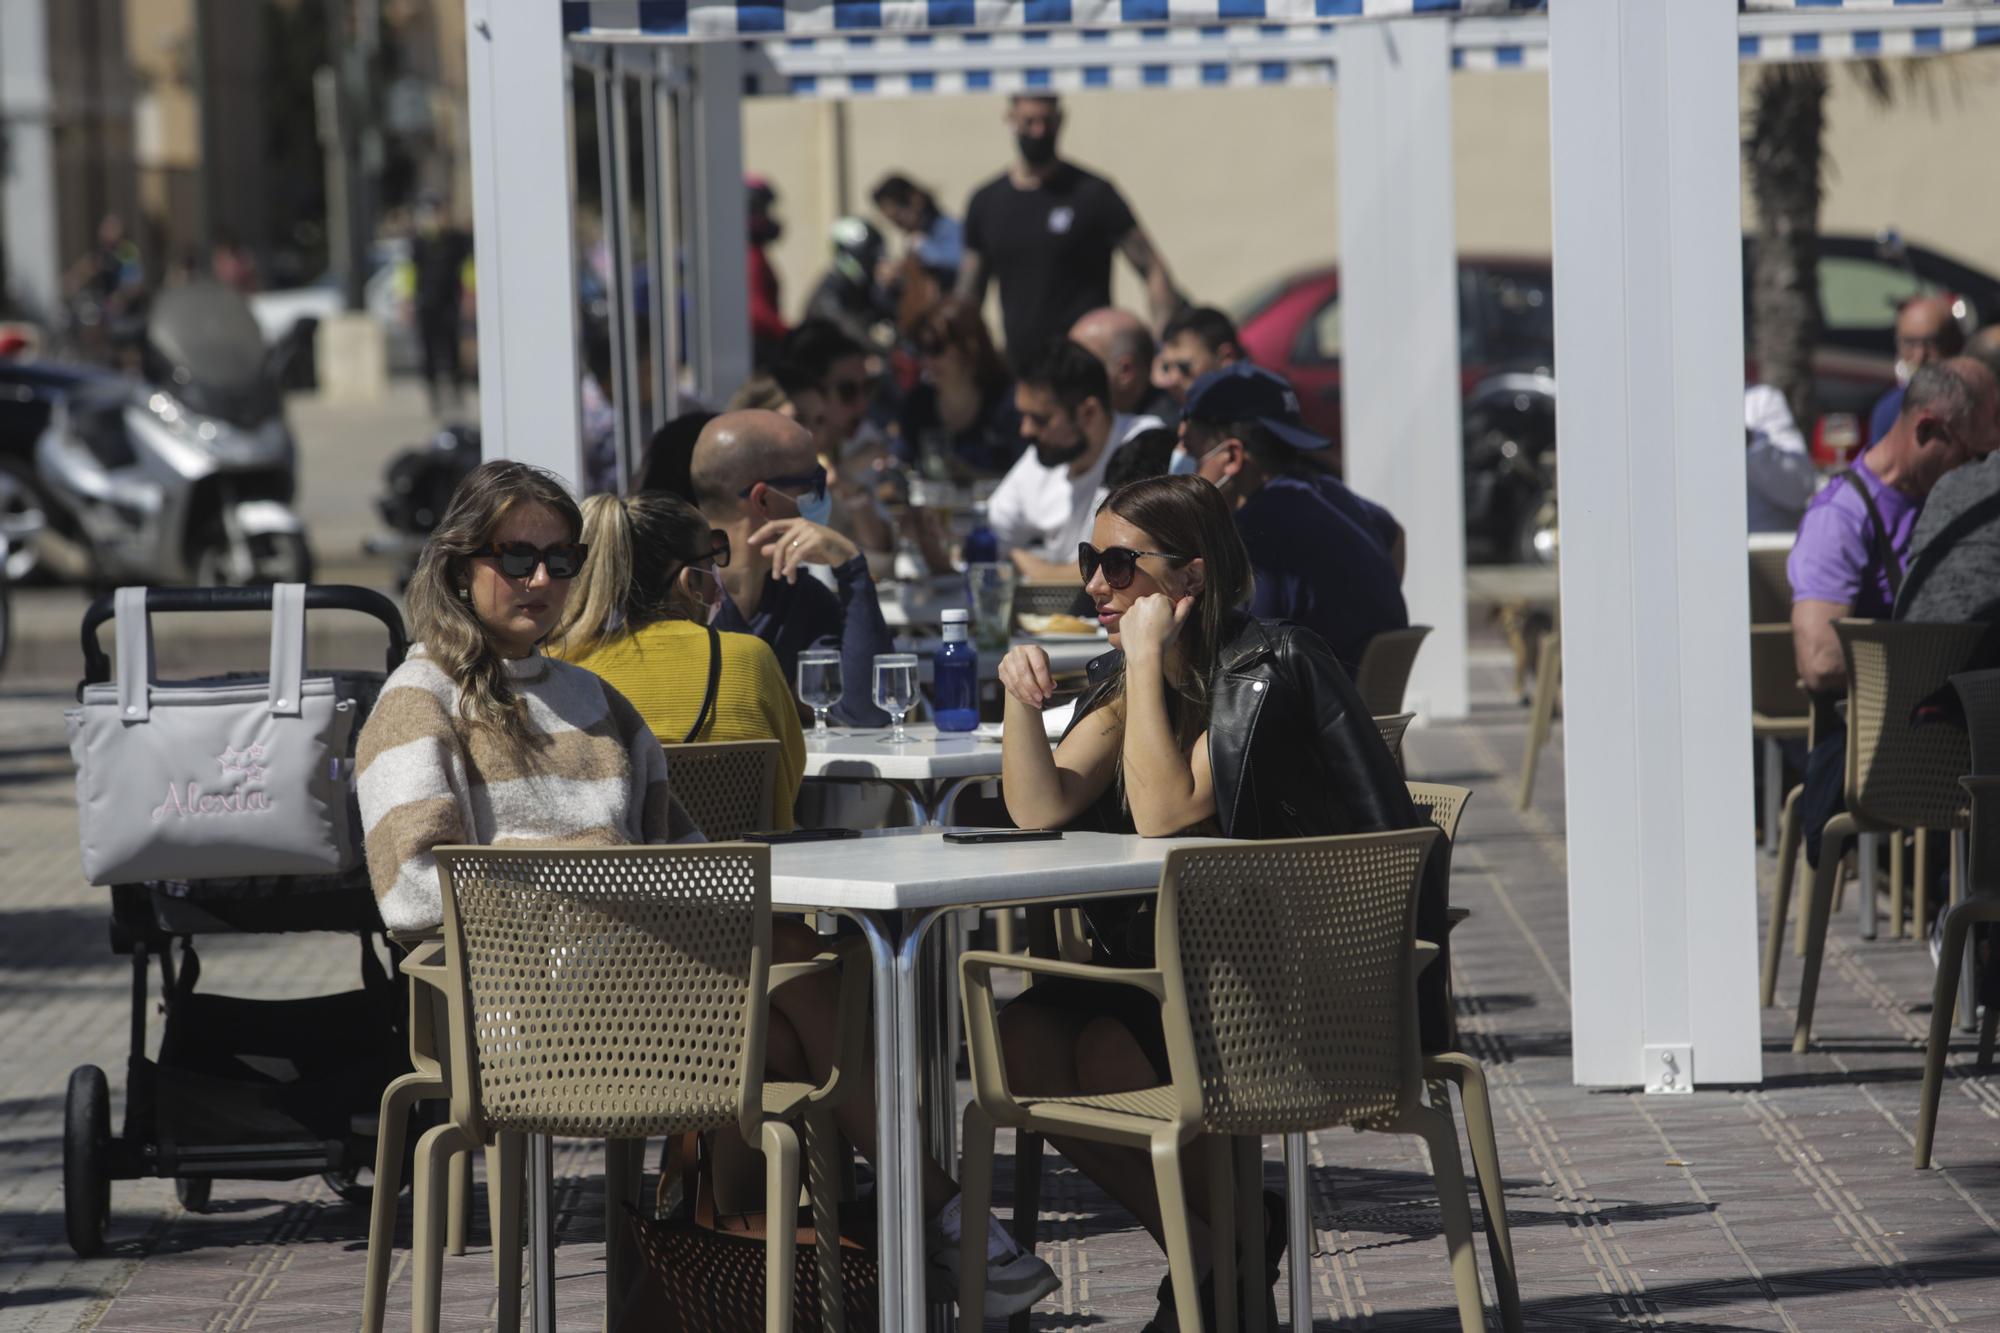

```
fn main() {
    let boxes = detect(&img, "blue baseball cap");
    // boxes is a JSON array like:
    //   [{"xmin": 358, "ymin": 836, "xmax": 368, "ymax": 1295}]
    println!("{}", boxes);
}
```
[{"xmin": 1180, "ymin": 362, "xmax": 1327, "ymax": 455}]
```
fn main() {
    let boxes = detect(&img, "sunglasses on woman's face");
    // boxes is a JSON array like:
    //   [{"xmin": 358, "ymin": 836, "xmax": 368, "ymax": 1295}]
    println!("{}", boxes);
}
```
[
  {"xmin": 692, "ymin": 528, "xmax": 731, "ymax": 569},
  {"xmin": 1078, "ymin": 542, "xmax": 1186, "ymax": 591},
  {"xmin": 473, "ymin": 541, "xmax": 589, "ymax": 580}
]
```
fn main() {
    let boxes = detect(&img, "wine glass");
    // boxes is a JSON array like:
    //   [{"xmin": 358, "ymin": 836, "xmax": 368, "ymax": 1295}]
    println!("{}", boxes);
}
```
[
  {"xmin": 872, "ymin": 653, "xmax": 920, "ymax": 745},
  {"xmin": 797, "ymin": 649, "xmax": 843, "ymax": 741}
]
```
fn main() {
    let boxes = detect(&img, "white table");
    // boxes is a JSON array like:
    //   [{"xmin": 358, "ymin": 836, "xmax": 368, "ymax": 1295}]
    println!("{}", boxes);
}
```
[
  {"xmin": 768, "ymin": 828, "xmax": 1229, "ymax": 1333},
  {"xmin": 898, "ymin": 633, "xmax": 1110, "ymax": 684},
  {"xmin": 800, "ymin": 724, "xmax": 1007, "ymax": 825}
]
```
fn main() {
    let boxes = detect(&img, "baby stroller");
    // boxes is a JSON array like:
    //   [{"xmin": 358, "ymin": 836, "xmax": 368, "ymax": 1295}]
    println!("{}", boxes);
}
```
[{"xmin": 61, "ymin": 585, "xmax": 410, "ymax": 1256}]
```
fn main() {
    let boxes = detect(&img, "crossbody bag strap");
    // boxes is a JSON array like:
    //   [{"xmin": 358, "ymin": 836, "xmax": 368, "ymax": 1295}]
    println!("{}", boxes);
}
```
[
  {"xmin": 1836, "ymin": 467, "xmax": 1905, "ymax": 601},
  {"xmin": 680, "ymin": 626, "xmax": 723, "ymax": 745}
]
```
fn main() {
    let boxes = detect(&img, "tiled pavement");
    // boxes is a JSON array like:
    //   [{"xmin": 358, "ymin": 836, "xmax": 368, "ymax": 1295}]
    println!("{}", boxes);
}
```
[{"xmin": 4, "ymin": 647, "xmax": 2000, "ymax": 1332}]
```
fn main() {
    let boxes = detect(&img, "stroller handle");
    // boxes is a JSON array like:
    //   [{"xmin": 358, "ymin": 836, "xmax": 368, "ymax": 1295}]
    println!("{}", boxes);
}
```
[{"xmin": 81, "ymin": 585, "xmax": 409, "ymax": 685}]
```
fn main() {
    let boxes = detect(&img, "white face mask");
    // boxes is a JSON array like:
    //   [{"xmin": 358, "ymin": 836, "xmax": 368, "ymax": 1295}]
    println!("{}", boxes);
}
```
[
  {"xmin": 1168, "ymin": 445, "xmax": 1201, "ymax": 476},
  {"xmin": 685, "ymin": 566, "xmax": 724, "ymax": 623},
  {"xmin": 1895, "ymin": 359, "xmax": 1914, "ymax": 387}
]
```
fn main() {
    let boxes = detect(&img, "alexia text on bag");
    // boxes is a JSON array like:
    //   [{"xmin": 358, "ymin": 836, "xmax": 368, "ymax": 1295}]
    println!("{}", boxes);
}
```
[{"xmin": 152, "ymin": 744, "xmax": 276, "ymax": 821}]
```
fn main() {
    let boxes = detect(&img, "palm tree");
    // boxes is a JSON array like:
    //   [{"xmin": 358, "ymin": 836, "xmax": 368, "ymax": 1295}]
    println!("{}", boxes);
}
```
[{"xmin": 1744, "ymin": 58, "xmax": 1957, "ymax": 432}]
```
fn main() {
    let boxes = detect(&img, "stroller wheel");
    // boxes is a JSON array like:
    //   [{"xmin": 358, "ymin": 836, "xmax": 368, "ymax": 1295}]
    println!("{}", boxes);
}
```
[
  {"xmin": 323, "ymin": 1166, "xmax": 373, "ymax": 1207},
  {"xmin": 63, "ymin": 1066, "xmax": 112, "ymax": 1256},
  {"xmin": 175, "ymin": 1177, "xmax": 212, "ymax": 1213}
]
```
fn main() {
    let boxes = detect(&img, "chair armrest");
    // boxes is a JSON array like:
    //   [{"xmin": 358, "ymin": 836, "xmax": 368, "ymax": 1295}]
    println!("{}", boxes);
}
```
[
  {"xmin": 1415, "ymin": 941, "xmax": 1441, "ymax": 975},
  {"xmin": 958, "ymin": 950, "xmax": 1166, "ymax": 1120},
  {"xmin": 1445, "ymin": 906, "xmax": 1471, "ymax": 930},
  {"xmin": 401, "ymin": 941, "xmax": 448, "ymax": 990},
  {"xmin": 769, "ymin": 939, "xmax": 869, "ymax": 1107}
]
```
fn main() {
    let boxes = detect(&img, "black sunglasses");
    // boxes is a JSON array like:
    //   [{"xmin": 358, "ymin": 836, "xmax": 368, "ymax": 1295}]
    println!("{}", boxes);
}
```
[
  {"xmin": 738, "ymin": 464, "xmax": 828, "ymax": 503},
  {"xmin": 687, "ymin": 528, "xmax": 731, "ymax": 569},
  {"xmin": 473, "ymin": 541, "xmax": 589, "ymax": 580},
  {"xmin": 1078, "ymin": 542, "xmax": 1186, "ymax": 591}
]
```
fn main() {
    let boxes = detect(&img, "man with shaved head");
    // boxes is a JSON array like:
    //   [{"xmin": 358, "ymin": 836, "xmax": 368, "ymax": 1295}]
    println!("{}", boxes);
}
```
[
  {"xmin": 1069, "ymin": 307, "xmax": 1174, "ymax": 420},
  {"xmin": 1868, "ymin": 294, "xmax": 1966, "ymax": 446},
  {"xmin": 692, "ymin": 410, "xmax": 893, "ymax": 726},
  {"xmin": 1790, "ymin": 357, "xmax": 2000, "ymax": 869}
]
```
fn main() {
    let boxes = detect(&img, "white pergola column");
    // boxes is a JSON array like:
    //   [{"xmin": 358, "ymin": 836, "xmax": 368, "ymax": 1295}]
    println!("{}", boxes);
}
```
[
  {"xmin": 0, "ymin": 0, "xmax": 61, "ymax": 323},
  {"xmin": 681, "ymin": 43, "xmax": 751, "ymax": 403},
  {"xmin": 465, "ymin": 0, "xmax": 584, "ymax": 484},
  {"xmin": 1548, "ymin": 0, "xmax": 1762, "ymax": 1089},
  {"xmin": 1336, "ymin": 18, "xmax": 1470, "ymax": 722}
]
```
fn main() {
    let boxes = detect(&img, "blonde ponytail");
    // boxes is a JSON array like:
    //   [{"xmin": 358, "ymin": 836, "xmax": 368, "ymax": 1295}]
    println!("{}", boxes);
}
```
[{"xmin": 549, "ymin": 493, "xmax": 635, "ymax": 660}]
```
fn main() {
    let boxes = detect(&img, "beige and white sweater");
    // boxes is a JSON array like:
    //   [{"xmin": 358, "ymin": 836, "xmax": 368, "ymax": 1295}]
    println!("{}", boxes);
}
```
[{"xmin": 355, "ymin": 646, "xmax": 688, "ymax": 931}]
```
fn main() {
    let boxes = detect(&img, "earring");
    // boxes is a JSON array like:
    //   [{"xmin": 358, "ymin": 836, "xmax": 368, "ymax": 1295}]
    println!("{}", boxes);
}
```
[{"xmin": 455, "ymin": 585, "xmax": 470, "ymax": 602}]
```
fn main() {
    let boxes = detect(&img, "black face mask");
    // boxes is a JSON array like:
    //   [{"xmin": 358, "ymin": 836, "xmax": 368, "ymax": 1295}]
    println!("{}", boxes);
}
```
[{"xmin": 1016, "ymin": 133, "xmax": 1057, "ymax": 167}]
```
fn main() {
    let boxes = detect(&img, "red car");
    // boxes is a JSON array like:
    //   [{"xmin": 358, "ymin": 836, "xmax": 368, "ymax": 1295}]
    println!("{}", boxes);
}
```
[{"xmin": 1236, "ymin": 235, "xmax": 1998, "ymax": 561}]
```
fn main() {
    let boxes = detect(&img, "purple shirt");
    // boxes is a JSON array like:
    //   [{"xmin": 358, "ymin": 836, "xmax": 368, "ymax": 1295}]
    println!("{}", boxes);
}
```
[{"xmin": 1787, "ymin": 449, "xmax": 1923, "ymax": 619}]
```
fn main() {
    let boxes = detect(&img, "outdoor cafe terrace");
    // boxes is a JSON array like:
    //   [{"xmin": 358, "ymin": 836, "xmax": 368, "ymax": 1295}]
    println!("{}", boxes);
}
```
[{"xmin": 5, "ymin": 647, "xmax": 2000, "ymax": 1333}]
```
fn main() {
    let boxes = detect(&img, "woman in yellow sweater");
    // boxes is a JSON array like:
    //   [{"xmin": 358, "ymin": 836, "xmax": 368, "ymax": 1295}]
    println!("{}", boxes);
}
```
[{"xmin": 551, "ymin": 490, "xmax": 805, "ymax": 827}]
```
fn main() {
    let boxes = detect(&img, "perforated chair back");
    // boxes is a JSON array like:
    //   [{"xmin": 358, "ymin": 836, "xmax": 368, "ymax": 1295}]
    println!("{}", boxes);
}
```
[
  {"xmin": 665, "ymin": 740, "xmax": 782, "ymax": 839},
  {"xmin": 1353, "ymin": 626, "xmax": 1433, "ymax": 716},
  {"xmin": 1375, "ymin": 713, "xmax": 1415, "ymax": 768},
  {"xmin": 1838, "ymin": 621, "xmax": 1987, "ymax": 831},
  {"xmin": 1153, "ymin": 828, "xmax": 1440, "ymax": 1137},
  {"xmin": 432, "ymin": 843, "xmax": 772, "ymax": 1146},
  {"xmin": 1952, "ymin": 670, "xmax": 2000, "ymax": 777},
  {"xmin": 1747, "ymin": 544, "xmax": 1795, "ymax": 626},
  {"xmin": 1406, "ymin": 782, "xmax": 1473, "ymax": 843},
  {"xmin": 1011, "ymin": 580, "xmax": 1090, "ymax": 626},
  {"xmin": 1750, "ymin": 624, "xmax": 1809, "ymax": 727}
]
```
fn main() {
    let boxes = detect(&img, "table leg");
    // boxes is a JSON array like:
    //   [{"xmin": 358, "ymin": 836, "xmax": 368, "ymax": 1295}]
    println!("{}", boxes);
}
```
[
  {"xmin": 1761, "ymin": 736, "xmax": 1781, "ymax": 856},
  {"xmin": 1955, "ymin": 830, "xmax": 1977, "ymax": 1032},
  {"xmin": 851, "ymin": 911, "xmax": 909, "ymax": 1333},
  {"xmin": 1284, "ymin": 1133, "xmax": 1313, "ymax": 1330},
  {"xmin": 529, "ymin": 1133, "xmax": 555, "ymax": 1333},
  {"xmin": 890, "ymin": 780, "xmax": 934, "ymax": 828},
  {"xmin": 898, "ymin": 907, "xmax": 956, "ymax": 1333},
  {"xmin": 934, "ymin": 776, "xmax": 985, "ymax": 828},
  {"xmin": 1858, "ymin": 831, "xmax": 1878, "ymax": 941}
]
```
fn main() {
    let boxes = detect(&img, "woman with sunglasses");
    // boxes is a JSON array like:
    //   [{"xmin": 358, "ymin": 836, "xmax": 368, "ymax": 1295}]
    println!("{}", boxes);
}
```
[
  {"xmin": 994, "ymin": 474, "xmax": 1422, "ymax": 1329},
  {"xmin": 550, "ymin": 491, "xmax": 807, "ymax": 827},
  {"xmin": 356, "ymin": 461, "xmax": 702, "ymax": 934}
]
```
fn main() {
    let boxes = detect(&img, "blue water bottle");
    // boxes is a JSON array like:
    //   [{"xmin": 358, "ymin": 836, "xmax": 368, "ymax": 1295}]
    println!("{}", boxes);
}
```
[
  {"xmin": 962, "ymin": 503, "xmax": 999, "ymax": 566},
  {"xmin": 934, "ymin": 608, "xmax": 980, "ymax": 732}
]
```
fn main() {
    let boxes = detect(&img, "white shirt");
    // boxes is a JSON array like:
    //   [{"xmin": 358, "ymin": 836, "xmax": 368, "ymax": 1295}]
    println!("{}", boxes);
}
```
[
  {"xmin": 986, "ymin": 413, "xmax": 1163, "ymax": 561},
  {"xmin": 1744, "ymin": 383, "xmax": 1820, "ymax": 534}
]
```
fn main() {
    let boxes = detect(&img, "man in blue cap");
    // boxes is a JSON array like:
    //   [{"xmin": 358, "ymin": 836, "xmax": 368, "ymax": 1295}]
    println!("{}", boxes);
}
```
[{"xmin": 1173, "ymin": 363, "xmax": 1407, "ymax": 672}]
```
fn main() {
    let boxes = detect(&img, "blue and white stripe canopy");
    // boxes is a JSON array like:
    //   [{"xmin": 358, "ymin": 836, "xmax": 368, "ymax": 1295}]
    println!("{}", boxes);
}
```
[{"xmin": 562, "ymin": 0, "xmax": 2000, "ymax": 97}]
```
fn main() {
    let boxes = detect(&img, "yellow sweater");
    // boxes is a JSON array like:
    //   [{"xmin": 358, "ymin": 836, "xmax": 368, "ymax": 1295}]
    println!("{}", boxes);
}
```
[{"xmin": 564, "ymin": 619, "xmax": 806, "ymax": 829}]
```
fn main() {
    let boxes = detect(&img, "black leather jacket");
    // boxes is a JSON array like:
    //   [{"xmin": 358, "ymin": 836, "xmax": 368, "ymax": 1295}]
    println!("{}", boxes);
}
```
[
  {"xmin": 1067, "ymin": 614, "xmax": 1420, "ymax": 840},
  {"xmin": 1064, "ymin": 613, "xmax": 1451, "ymax": 1050}
]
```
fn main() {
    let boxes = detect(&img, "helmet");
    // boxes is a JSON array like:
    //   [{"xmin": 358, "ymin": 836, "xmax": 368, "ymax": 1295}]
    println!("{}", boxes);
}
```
[{"xmin": 829, "ymin": 216, "xmax": 885, "ymax": 286}]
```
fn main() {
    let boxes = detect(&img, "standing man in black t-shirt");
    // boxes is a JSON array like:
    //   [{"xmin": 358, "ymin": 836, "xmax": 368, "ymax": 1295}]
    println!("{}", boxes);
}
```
[{"xmin": 957, "ymin": 95, "xmax": 1181, "ymax": 373}]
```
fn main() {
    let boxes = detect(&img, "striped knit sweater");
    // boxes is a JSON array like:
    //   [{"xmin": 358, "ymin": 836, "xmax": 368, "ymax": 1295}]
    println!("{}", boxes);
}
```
[{"xmin": 355, "ymin": 645, "xmax": 688, "ymax": 931}]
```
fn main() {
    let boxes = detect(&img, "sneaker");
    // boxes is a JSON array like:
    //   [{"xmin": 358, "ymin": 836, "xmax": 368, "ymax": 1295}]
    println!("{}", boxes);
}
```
[{"xmin": 926, "ymin": 1193, "xmax": 1063, "ymax": 1318}]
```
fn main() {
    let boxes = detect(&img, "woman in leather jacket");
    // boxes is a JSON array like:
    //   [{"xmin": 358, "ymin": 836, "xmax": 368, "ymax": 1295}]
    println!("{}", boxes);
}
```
[{"xmin": 994, "ymin": 474, "xmax": 1421, "ymax": 1328}]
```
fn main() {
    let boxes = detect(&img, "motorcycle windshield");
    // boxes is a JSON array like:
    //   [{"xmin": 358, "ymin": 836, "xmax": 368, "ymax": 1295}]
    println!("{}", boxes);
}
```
[{"xmin": 145, "ymin": 282, "xmax": 277, "ymax": 425}]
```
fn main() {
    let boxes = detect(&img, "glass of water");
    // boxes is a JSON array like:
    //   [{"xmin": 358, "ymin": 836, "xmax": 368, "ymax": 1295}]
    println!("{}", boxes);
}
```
[
  {"xmin": 872, "ymin": 653, "xmax": 920, "ymax": 745},
  {"xmin": 797, "ymin": 649, "xmax": 843, "ymax": 740}
]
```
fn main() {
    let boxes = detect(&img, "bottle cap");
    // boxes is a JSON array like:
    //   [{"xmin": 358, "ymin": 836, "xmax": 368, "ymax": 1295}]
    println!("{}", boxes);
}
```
[{"xmin": 942, "ymin": 609, "xmax": 969, "ymax": 624}]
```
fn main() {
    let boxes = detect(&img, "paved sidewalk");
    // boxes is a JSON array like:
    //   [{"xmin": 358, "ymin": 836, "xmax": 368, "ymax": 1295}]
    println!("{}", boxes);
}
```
[{"xmin": 4, "ymin": 651, "xmax": 2000, "ymax": 1331}]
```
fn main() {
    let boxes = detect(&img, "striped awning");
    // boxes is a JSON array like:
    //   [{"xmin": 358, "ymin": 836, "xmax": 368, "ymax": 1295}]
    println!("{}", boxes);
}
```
[{"xmin": 563, "ymin": 0, "xmax": 1542, "ymax": 43}]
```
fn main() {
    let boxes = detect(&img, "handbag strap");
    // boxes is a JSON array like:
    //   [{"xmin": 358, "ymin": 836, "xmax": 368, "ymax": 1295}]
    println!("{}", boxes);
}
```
[
  {"xmin": 681, "ymin": 626, "xmax": 723, "ymax": 745},
  {"xmin": 113, "ymin": 586, "xmax": 154, "ymax": 721},
  {"xmin": 267, "ymin": 583, "xmax": 307, "ymax": 716}
]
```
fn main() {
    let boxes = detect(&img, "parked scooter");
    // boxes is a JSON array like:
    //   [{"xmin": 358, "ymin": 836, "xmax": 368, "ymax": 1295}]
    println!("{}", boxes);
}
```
[
  {"xmin": 368, "ymin": 422, "xmax": 480, "ymax": 589},
  {"xmin": 17, "ymin": 281, "xmax": 311, "ymax": 586}
]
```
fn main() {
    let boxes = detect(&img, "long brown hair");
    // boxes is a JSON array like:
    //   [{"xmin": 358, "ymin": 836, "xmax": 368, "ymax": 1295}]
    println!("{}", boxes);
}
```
[
  {"xmin": 915, "ymin": 297, "xmax": 1010, "ymax": 399},
  {"xmin": 405, "ymin": 460, "xmax": 584, "ymax": 757},
  {"xmin": 550, "ymin": 491, "xmax": 715, "ymax": 659},
  {"xmin": 1097, "ymin": 474, "xmax": 1254, "ymax": 753}
]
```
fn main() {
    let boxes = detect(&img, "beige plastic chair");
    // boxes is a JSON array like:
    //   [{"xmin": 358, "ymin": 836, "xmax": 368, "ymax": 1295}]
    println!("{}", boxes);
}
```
[
  {"xmin": 957, "ymin": 829, "xmax": 1491, "ymax": 1333},
  {"xmin": 1515, "ymin": 626, "xmax": 1562, "ymax": 811},
  {"xmin": 1771, "ymin": 621, "xmax": 1985, "ymax": 1052},
  {"xmin": 392, "ymin": 844, "xmax": 861, "ymax": 1333},
  {"xmin": 1747, "ymin": 544, "xmax": 1796, "ymax": 626},
  {"xmin": 1375, "ymin": 712, "xmax": 1416, "ymax": 773},
  {"xmin": 1353, "ymin": 626, "xmax": 1433, "ymax": 716},
  {"xmin": 1750, "ymin": 624, "xmax": 1811, "ymax": 854},
  {"xmin": 667, "ymin": 739, "xmax": 784, "ymax": 838}
]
